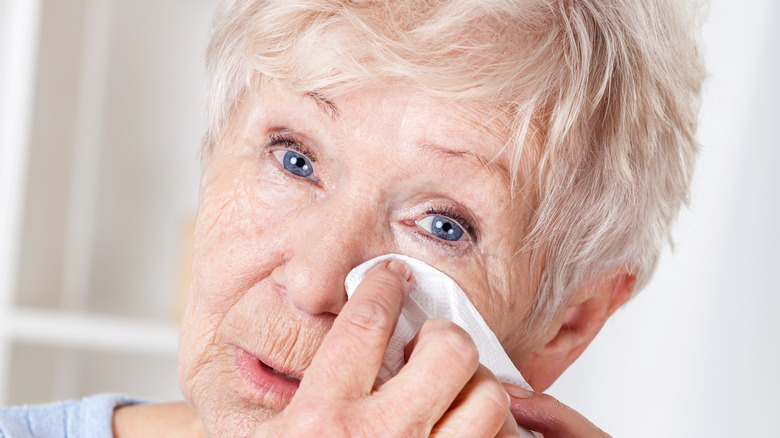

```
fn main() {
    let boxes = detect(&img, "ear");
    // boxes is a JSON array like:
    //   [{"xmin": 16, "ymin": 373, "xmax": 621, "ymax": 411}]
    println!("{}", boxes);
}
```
[{"xmin": 518, "ymin": 270, "xmax": 635, "ymax": 391}]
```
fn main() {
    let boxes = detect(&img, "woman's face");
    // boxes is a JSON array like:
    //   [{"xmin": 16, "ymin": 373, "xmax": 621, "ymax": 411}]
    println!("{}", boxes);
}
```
[{"xmin": 179, "ymin": 80, "xmax": 540, "ymax": 436}]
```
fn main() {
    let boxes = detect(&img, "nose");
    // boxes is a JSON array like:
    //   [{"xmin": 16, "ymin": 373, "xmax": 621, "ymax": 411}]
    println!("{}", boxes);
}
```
[{"xmin": 271, "ymin": 196, "xmax": 379, "ymax": 316}]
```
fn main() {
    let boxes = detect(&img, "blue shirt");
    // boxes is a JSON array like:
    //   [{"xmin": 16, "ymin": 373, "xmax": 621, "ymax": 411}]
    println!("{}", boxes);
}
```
[{"xmin": 0, "ymin": 394, "xmax": 141, "ymax": 438}]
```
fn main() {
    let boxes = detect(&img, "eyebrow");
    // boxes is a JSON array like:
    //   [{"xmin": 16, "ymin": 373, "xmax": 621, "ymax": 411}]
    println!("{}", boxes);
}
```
[
  {"xmin": 305, "ymin": 91, "xmax": 340, "ymax": 120},
  {"xmin": 420, "ymin": 143, "xmax": 511, "ymax": 181}
]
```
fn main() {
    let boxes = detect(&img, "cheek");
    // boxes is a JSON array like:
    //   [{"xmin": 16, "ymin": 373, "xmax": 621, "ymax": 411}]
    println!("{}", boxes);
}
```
[
  {"xmin": 180, "ymin": 153, "xmax": 304, "ymax": 409},
  {"xmin": 192, "ymin": 187, "xmax": 276, "ymax": 310},
  {"xmin": 191, "ymin": 150, "xmax": 307, "ymax": 309},
  {"xmin": 458, "ymin": 252, "xmax": 536, "ymax": 351},
  {"xmin": 181, "ymin": 154, "xmax": 297, "ymax": 360}
]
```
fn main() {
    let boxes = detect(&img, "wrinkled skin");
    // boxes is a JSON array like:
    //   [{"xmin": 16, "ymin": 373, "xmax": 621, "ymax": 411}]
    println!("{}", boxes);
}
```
[{"xmin": 175, "ymin": 80, "xmax": 619, "ymax": 437}]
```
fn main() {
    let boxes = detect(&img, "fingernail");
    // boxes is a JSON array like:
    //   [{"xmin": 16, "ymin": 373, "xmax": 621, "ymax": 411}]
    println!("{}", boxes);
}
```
[
  {"xmin": 504, "ymin": 383, "xmax": 534, "ymax": 399},
  {"xmin": 386, "ymin": 260, "xmax": 413, "ymax": 286}
]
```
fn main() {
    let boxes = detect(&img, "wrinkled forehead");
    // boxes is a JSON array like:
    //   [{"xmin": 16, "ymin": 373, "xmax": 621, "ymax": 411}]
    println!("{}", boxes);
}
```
[
  {"xmin": 411, "ymin": 94, "xmax": 512, "ymax": 152},
  {"xmin": 231, "ymin": 78, "xmax": 535, "ymax": 206},
  {"xmin": 256, "ymin": 80, "xmax": 514, "ymax": 168}
]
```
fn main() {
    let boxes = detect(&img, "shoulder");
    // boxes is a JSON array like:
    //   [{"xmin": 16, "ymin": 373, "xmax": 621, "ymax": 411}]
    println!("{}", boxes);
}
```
[{"xmin": 0, "ymin": 394, "xmax": 144, "ymax": 438}]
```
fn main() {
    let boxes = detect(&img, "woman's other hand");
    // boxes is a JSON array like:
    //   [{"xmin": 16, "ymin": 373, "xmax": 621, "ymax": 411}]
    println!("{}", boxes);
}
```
[
  {"xmin": 505, "ymin": 383, "xmax": 611, "ymax": 437},
  {"xmin": 251, "ymin": 259, "xmax": 520, "ymax": 437}
]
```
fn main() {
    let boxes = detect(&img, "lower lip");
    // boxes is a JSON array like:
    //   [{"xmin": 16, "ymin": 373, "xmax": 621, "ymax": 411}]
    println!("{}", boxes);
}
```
[{"xmin": 234, "ymin": 346, "xmax": 300, "ymax": 403}]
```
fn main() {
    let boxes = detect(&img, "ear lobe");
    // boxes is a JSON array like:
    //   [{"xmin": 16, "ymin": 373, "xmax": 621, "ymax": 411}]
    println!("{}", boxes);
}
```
[{"xmin": 518, "ymin": 272, "xmax": 635, "ymax": 390}]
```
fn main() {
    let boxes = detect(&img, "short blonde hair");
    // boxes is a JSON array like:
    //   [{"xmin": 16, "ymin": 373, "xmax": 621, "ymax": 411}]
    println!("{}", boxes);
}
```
[{"xmin": 203, "ymin": 0, "xmax": 705, "ymax": 330}]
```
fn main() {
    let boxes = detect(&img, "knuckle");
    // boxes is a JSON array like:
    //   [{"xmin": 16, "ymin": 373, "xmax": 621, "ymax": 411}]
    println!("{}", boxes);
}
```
[
  {"xmin": 346, "ymin": 298, "xmax": 393, "ymax": 333},
  {"xmin": 420, "ymin": 319, "xmax": 479, "ymax": 369},
  {"xmin": 545, "ymin": 393, "xmax": 568, "ymax": 413},
  {"xmin": 436, "ymin": 322, "xmax": 479, "ymax": 364}
]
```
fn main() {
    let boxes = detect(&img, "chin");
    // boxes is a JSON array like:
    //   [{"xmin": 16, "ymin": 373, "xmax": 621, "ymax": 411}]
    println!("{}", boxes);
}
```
[
  {"xmin": 204, "ymin": 407, "xmax": 277, "ymax": 438},
  {"xmin": 182, "ymin": 360, "xmax": 284, "ymax": 438}
]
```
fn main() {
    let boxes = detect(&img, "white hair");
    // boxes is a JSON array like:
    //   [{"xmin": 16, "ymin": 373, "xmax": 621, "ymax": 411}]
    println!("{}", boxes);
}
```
[{"xmin": 202, "ymin": 0, "xmax": 706, "ymax": 331}]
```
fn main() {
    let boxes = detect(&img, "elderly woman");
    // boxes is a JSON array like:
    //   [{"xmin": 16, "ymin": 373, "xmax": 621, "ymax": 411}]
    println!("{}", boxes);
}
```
[{"xmin": 1, "ymin": 0, "xmax": 704, "ymax": 436}]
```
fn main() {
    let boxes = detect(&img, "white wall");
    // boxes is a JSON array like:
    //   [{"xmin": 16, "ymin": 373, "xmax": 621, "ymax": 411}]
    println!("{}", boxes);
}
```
[
  {"xmin": 548, "ymin": 1, "xmax": 780, "ymax": 436},
  {"xmin": 1, "ymin": 0, "xmax": 214, "ymax": 405}
]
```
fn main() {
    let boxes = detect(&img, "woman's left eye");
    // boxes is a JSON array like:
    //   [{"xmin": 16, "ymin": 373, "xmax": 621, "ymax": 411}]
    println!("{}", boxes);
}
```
[
  {"xmin": 271, "ymin": 149, "xmax": 319, "ymax": 183},
  {"xmin": 415, "ymin": 215, "xmax": 466, "ymax": 242}
]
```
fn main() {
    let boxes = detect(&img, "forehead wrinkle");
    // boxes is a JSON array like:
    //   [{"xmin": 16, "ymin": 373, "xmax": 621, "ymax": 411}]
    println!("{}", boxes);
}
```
[
  {"xmin": 305, "ymin": 87, "xmax": 511, "ymax": 181},
  {"xmin": 427, "ymin": 98, "xmax": 512, "ymax": 181},
  {"xmin": 419, "ymin": 143, "xmax": 510, "ymax": 181}
]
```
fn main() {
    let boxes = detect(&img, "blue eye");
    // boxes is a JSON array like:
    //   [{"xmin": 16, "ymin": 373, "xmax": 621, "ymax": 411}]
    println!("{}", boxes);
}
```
[
  {"xmin": 271, "ymin": 149, "xmax": 318, "ymax": 182},
  {"xmin": 415, "ymin": 215, "xmax": 465, "ymax": 242}
]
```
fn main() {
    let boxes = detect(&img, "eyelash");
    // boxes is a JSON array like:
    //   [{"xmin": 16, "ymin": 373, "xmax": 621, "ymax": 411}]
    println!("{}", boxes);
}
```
[
  {"xmin": 264, "ymin": 131, "xmax": 478, "ymax": 249},
  {"xmin": 267, "ymin": 132, "xmax": 317, "ymax": 163},
  {"xmin": 422, "ymin": 206, "xmax": 478, "ymax": 245}
]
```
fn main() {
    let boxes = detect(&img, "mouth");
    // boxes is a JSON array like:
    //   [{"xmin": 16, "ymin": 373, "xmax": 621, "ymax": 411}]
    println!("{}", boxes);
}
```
[{"xmin": 233, "ymin": 345, "xmax": 301, "ymax": 404}]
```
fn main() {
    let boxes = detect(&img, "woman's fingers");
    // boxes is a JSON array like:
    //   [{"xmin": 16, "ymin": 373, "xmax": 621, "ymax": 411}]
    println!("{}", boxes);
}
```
[
  {"xmin": 430, "ymin": 365, "xmax": 513, "ymax": 438},
  {"xmin": 496, "ymin": 409, "xmax": 523, "ymax": 438},
  {"xmin": 302, "ymin": 260, "xmax": 413, "ymax": 396},
  {"xmin": 378, "ymin": 318, "xmax": 480, "ymax": 432},
  {"xmin": 505, "ymin": 383, "xmax": 611, "ymax": 438}
]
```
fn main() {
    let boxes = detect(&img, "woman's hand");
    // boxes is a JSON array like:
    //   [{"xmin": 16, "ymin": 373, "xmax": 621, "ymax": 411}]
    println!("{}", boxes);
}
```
[
  {"xmin": 252, "ymin": 260, "xmax": 520, "ymax": 437},
  {"xmin": 504, "ymin": 383, "xmax": 611, "ymax": 438}
]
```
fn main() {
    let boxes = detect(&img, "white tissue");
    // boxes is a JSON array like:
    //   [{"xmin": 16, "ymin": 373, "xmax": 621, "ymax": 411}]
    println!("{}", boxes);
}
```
[{"xmin": 344, "ymin": 254, "xmax": 538, "ymax": 437}]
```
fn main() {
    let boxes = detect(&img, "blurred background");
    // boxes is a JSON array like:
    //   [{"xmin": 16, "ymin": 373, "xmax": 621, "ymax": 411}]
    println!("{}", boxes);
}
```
[{"xmin": 0, "ymin": 0, "xmax": 778, "ymax": 436}]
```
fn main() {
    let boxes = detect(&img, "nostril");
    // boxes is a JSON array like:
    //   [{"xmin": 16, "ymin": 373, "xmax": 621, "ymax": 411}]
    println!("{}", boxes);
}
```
[
  {"xmin": 269, "ymin": 265, "xmax": 289, "ymax": 296},
  {"xmin": 273, "ymin": 283, "xmax": 288, "ymax": 299}
]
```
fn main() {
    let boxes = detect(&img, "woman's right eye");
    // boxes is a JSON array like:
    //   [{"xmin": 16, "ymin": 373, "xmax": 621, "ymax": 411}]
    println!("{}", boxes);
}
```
[{"xmin": 271, "ymin": 149, "xmax": 319, "ymax": 183}]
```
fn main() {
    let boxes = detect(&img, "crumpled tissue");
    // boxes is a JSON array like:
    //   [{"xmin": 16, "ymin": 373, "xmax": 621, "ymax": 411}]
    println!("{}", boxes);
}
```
[{"xmin": 344, "ymin": 254, "xmax": 538, "ymax": 437}]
